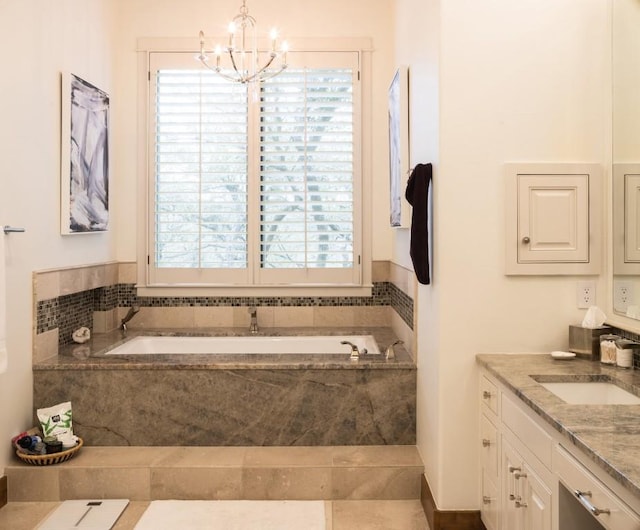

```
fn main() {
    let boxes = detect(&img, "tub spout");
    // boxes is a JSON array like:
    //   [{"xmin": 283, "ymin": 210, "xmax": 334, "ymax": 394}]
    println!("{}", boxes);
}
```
[
  {"xmin": 341, "ymin": 340, "xmax": 367, "ymax": 361},
  {"xmin": 120, "ymin": 305, "xmax": 140, "ymax": 333},
  {"xmin": 248, "ymin": 306, "xmax": 259, "ymax": 334}
]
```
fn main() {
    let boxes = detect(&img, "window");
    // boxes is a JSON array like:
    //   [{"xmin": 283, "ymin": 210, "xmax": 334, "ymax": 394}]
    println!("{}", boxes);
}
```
[{"xmin": 147, "ymin": 51, "xmax": 362, "ymax": 289}]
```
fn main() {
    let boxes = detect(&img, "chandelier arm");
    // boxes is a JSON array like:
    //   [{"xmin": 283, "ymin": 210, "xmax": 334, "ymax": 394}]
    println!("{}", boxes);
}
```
[
  {"xmin": 217, "ymin": 69, "xmax": 248, "ymax": 83},
  {"xmin": 243, "ymin": 54, "xmax": 278, "ymax": 83},
  {"xmin": 255, "ymin": 65, "xmax": 288, "ymax": 82},
  {"xmin": 228, "ymin": 51, "xmax": 242, "ymax": 78},
  {"xmin": 199, "ymin": 61, "xmax": 244, "ymax": 83}
]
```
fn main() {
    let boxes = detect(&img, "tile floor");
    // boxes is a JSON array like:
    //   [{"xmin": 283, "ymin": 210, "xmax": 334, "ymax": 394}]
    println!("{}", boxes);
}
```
[{"xmin": 0, "ymin": 499, "xmax": 430, "ymax": 529}]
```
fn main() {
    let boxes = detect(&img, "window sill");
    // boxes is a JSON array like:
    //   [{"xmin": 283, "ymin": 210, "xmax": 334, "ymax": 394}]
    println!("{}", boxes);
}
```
[{"xmin": 135, "ymin": 284, "xmax": 374, "ymax": 298}]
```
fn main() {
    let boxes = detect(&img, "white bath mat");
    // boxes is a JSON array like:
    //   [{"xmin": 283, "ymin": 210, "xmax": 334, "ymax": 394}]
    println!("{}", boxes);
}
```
[
  {"xmin": 37, "ymin": 499, "xmax": 129, "ymax": 529},
  {"xmin": 134, "ymin": 500, "xmax": 326, "ymax": 530}
]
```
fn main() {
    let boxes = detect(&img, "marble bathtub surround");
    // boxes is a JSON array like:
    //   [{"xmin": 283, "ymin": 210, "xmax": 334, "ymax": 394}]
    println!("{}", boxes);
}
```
[
  {"xmin": 34, "ymin": 327, "xmax": 416, "ymax": 447},
  {"xmin": 477, "ymin": 353, "xmax": 640, "ymax": 498}
]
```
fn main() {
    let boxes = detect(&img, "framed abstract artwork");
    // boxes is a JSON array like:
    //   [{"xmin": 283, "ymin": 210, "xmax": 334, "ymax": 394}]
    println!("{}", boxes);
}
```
[
  {"xmin": 60, "ymin": 73, "xmax": 110, "ymax": 234},
  {"xmin": 388, "ymin": 66, "xmax": 410, "ymax": 228}
]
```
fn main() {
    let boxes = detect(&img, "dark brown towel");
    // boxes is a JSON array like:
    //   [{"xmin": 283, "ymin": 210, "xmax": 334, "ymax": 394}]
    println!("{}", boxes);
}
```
[{"xmin": 405, "ymin": 163, "xmax": 432, "ymax": 285}]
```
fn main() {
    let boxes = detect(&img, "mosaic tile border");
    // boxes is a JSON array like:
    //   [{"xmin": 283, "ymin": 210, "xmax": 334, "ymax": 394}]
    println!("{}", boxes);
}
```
[
  {"xmin": 37, "ymin": 282, "xmax": 414, "ymax": 345},
  {"xmin": 389, "ymin": 282, "xmax": 413, "ymax": 330},
  {"xmin": 110, "ymin": 283, "xmax": 392, "ymax": 308}
]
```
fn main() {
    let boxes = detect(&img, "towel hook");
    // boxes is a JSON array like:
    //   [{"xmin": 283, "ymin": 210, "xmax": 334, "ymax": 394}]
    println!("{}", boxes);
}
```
[{"xmin": 3, "ymin": 226, "xmax": 25, "ymax": 234}]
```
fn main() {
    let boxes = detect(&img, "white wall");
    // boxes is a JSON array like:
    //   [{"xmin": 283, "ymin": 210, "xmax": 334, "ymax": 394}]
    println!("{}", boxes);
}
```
[
  {"xmin": 0, "ymin": 0, "xmax": 117, "ymax": 472},
  {"xmin": 113, "ymin": 0, "xmax": 396, "ymax": 263},
  {"xmin": 395, "ymin": 0, "xmax": 610, "ymax": 510}
]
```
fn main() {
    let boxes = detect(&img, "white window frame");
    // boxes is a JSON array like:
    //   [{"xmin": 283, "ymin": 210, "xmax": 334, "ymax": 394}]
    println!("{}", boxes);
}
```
[{"xmin": 136, "ymin": 37, "xmax": 373, "ymax": 297}]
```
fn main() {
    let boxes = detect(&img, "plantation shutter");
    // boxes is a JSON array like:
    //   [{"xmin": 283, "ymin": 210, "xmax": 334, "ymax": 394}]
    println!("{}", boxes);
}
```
[
  {"xmin": 147, "ymin": 51, "xmax": 361, "ymax": 287},
  {"xmin": 149, "ymin": 53, "xmax": 250, "ymax": 285},
  {"xmin": 257, "ymin": 52, "xmax": 361, "ymax": 285}
]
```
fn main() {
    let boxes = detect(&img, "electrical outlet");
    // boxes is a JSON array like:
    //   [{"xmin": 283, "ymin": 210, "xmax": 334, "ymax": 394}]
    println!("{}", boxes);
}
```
[
  {"xmin": 614, "ymin": 280, "xmax": 633, "ymax": 312},
  {"xmin": 576, "ymin": 281, "xmax": 596, "ymax": 309}
]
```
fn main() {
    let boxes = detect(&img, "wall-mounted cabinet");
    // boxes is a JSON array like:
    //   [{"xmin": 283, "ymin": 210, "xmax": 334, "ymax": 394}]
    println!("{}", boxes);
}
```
[{"xmin": 505, "ymin": 163, "xmax": 602, "ymax": 275}]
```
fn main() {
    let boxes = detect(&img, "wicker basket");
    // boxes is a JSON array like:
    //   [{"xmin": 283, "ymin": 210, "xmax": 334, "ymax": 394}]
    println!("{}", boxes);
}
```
[{"xmin": 15, "ymin": 438, "xmax": 83, "ymax": 466}]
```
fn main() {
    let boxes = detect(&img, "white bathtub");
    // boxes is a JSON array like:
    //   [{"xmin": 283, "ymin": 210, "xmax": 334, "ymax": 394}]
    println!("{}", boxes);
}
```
[{"xmin": 105, "ymin": 335, "xmax": 380, "ymax": 355}]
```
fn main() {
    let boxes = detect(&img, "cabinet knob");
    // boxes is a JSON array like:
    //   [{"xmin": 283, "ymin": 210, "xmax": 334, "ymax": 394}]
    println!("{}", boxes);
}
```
[
  {"xmin": 522, "ymin": 236, "xmax": 530, "ymax": 244},
  {"xmin": 482, "ymin": 438, "xmax": 491, "ymax": 447},
  {"xmin": 508, "ymin": 465, "xmax": 521, "ymax": 473},
  {"xmin": 515, "ymin": 500, "xmax": 528, "ymax": 508},
  {"xmin": 482, "ymin": 496, "xmax": 492, "ymax": 505},
  {"xmin": 482, "ymin": 390, "xmax": 493, "ymax": 399},
  {"xmin": 514, "ymin": 471, "xmax": 527, "ymax": 480}
]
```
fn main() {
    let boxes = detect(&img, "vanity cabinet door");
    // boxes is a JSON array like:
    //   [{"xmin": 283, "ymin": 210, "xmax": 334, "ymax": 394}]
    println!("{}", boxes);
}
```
[
  {"xmin": 501, "ymin": 438, "xmax": 526, "ymax": 530},
  {"xmin": 502, "ymin": 437, "xmax": 552, "ymax": 530},
  {"xmin": 523, "ymin": 463, "xmax": 552, "ymax": 530},
  {"xmin": 517, "ymin": 174, "xmax": 589, "ymax": 264}
]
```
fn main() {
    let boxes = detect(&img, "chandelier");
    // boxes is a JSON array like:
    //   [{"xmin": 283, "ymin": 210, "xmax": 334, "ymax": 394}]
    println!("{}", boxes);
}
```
[{"xmin": 198, "ymin": 0, "xmax": 288, "ymax": 84}]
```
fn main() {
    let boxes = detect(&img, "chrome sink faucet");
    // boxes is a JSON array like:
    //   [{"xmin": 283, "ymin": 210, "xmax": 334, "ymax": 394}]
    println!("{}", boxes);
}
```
[{"xmin": 248, "ymin": 306, "xmax": 259, "ymax": 334}]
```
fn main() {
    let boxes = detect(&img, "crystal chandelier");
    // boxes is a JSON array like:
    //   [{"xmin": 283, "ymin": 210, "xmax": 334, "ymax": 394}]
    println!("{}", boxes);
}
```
[{"xmin": 198, "ymin": 0, "xmax": 288, "ymax": 84}]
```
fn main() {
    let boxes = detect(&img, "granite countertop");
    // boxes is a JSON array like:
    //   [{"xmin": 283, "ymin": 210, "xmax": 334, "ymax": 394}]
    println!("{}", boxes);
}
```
[
  {"xmin": 35, "ymin": 327, "xmax": 415, "ymax": 371},
  {"xmin": 477, "ymin": 353, "xmax": 640, "ymax": 500}
]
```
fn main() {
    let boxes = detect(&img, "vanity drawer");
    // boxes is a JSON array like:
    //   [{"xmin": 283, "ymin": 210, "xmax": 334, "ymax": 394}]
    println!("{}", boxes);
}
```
[
  {"xmin": 481, "ymin": 414, "xmax": 499, "ymax": 481},
  {"xmin": 480, "ymin": 375, "xmax": 499, "ymax": 417},
  {"xmin": 501, "ymin": 393, "xmax": 552, "ymax": 469},
  {"xmin": 481, "ymin": 469, "xmax": 499, "ymax": 530},
  {"xmin": 555, "ymin": 445, "xmax": 640, "ymax": 530}
]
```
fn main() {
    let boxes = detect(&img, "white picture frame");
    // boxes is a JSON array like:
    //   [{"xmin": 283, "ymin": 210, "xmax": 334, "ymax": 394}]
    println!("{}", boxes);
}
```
[
  {"xmin": 388, "ymin": 66, "xmax": 410, "ymax": 228},
  {"xmin": 60, "ymin": 72, "xmax": 110, "ymax": 234}
]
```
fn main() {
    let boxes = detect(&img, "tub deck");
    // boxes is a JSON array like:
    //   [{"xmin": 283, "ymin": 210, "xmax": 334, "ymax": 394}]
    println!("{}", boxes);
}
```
[{"xmin": 33, "ymin": 328, "xmax": 416, "ymax": 447}]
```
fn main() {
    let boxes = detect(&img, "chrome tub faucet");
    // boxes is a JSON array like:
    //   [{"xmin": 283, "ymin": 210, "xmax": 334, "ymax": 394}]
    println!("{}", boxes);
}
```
[
  {"xmin": 120, "ymin": 305, "xmax": 140, "ymax": 333},
  {"xmin": 248, "ymin": 306, "xmax": 259, "ymax": 334},
  {"xmin": 385, "ymin": 339, "xmax": 404, "ymax": 360},
  {"xmin": 341, "ymin": 340, "xmax": 368, "ymax": 361}
]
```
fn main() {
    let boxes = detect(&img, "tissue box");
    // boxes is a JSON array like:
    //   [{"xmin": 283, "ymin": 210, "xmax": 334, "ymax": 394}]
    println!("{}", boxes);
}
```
[{"xmin": 568, "ymin": 325, "xmax": 611, "ymax": 360}]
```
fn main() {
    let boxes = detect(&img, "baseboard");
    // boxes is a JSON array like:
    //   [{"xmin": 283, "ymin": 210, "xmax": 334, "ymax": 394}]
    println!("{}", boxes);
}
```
[
  {"xmin": 420, "ymin": 474, "xmax": 486, "ymax": 530},
  {"xmin": 0, "ymin": 475, "xmax": 7, "ymax": 509}
]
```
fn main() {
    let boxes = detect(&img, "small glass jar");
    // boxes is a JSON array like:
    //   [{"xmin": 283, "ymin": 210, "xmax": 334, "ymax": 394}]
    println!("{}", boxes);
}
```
[
  {"xmin": 599, "ymin": 334, "xmax": 620, "ymax": 365},
  {"xmin": 615, "ymin": 339, "xmax": 639, "ymax": 369}
]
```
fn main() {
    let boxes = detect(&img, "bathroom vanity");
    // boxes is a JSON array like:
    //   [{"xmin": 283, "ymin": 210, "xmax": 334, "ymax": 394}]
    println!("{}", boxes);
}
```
[{"xmin": 477, "ymin": 354, "xmax": 640, "ymax": 530}]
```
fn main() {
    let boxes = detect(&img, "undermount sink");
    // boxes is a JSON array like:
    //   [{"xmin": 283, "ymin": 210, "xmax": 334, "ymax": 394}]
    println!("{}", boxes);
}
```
[{"xmin": 539, "ymin": 381, "xmax": 640, "ymax": 405}]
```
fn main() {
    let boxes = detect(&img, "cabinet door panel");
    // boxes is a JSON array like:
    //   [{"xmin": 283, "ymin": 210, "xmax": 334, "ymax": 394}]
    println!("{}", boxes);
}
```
[
  {"xmin": 518, "ymin": 174, "xmax": 589, "ymax": 263},
  {"xmin": 502, "ymin": 438, "xmax": 525, "ymax": 530},
  {"xmin": 525, "ymin": 465, "xmax": 552, "ymax": 530}
]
